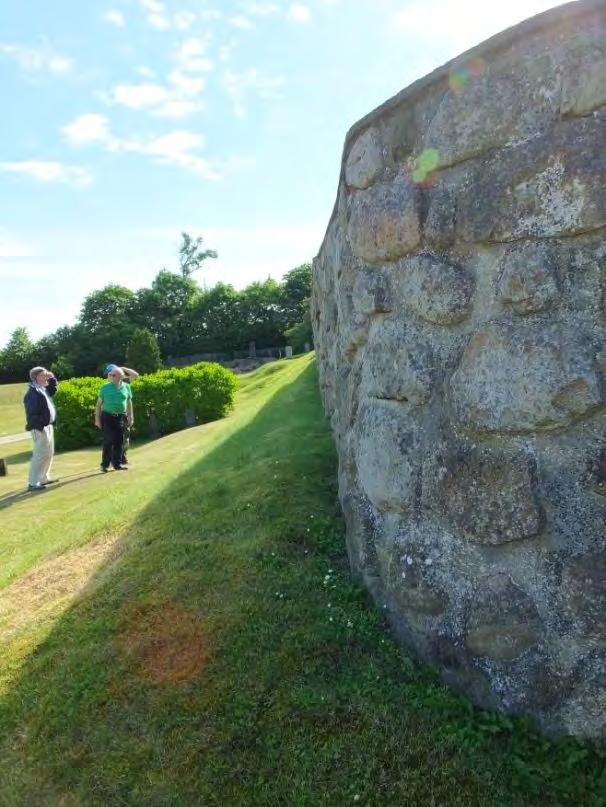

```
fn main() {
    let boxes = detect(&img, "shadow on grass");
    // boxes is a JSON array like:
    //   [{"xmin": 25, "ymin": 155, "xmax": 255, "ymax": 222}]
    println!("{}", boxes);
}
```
[
  {"xmin": 1, "ymin": 449, "xmax": 30, "ymax": 467},
  {"xmin": 0, "ymin": 472, "xmax": 106, "ymax": 510},
  {"xmin": 0, "ymin": 361, "xmax": 603, "ymax": 806}
]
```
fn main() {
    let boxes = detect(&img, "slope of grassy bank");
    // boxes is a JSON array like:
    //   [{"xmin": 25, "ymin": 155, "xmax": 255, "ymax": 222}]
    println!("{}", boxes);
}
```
[{"xmin": 0, "ymin": 356, "xmax": 603, "ymax": 805}]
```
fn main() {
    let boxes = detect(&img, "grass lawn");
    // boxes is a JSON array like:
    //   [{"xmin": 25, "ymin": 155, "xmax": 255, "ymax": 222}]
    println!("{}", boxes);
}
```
[
  {"xmin": 0, "ymin": 355, "xmax": 603, "ymax": 805},
  {"xmin": 0, "ymin": 382, "xmax": 27, "ymax": 436}
]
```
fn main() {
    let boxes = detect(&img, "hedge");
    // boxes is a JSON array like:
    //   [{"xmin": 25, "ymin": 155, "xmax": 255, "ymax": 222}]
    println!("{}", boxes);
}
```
[{"xmin": 54, "ymin": 362, "xmax": 237, "ymax": 451}]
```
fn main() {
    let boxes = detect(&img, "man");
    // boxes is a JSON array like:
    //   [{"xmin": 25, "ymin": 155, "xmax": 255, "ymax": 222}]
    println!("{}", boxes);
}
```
[
  {"xmin": 23, "ymin": 366, "xmax": 59, "ymax": 492},
  {"xmin": 95, "ymin": 366, "xmax": 134, "ymax": 472},
  {"xmin": 105, "ymin": 364, "xmax": 139, "ymax": 465}
]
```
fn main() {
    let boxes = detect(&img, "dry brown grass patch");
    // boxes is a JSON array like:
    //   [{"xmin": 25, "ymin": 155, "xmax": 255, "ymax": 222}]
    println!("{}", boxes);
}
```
[
  {"xmin": 116, "ymin": 603, "xmax": 210, "ymax": 685},
  {"xmin": 0, "ymin": 533, "xmax": 124, "ymax": 643}
]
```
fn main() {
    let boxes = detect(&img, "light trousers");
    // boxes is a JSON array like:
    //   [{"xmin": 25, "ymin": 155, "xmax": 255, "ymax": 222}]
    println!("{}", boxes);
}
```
[{"xmin": 29, "ymin": 425, "xmax": 54, "ymax": 486}]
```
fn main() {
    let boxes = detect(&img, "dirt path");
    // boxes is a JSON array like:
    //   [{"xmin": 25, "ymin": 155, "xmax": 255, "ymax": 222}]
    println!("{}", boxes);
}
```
[
  {"xmin": 0, "ymin": 432, "xmax": 28, "ymax": 446},
  {"xmin": 0, "ymin": 533, "xmax": 124, "ymax": 643}
]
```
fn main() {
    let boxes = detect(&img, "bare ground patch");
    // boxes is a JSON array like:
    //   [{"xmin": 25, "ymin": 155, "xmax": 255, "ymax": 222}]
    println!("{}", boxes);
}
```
[
  {"xmin": 116, "ymin": 603, "xmax": 210, "ymax": 685},
  {"xmin": 0, "ymin": 533, "xmax": 124, "ymax": 643}
]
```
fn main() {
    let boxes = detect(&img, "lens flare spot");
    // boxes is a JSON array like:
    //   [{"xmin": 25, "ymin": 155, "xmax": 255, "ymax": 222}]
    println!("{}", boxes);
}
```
[
  {"xmin": 408, "ymin": 148, "xmax": 440, "ymax": 186},
  {"xmin": 449, "ymin": 67, "xmax": 469, "ymax": 94},
  {"xmin": 448, "ymin": 57, "xmax": 487, "ymax": 94}
]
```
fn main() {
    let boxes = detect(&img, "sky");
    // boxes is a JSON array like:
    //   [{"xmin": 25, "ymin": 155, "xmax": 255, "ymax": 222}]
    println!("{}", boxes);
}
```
[{"xmin": 0, "ymin": 0, "xmax": 568, "ymax": 345}]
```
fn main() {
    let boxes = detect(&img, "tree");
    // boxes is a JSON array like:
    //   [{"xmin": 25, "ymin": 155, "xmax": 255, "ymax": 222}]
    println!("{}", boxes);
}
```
[
  {"xmin": 178, "ymin": 231, "xmax": 218, "ymax": 278},
  {"xmin": 50, "ymin": 354, "xmax": 75, "ymax": 379},
  {"xmin": 284, "ymin": 304, "xmax": 313, "ymax": 354},
  {"xmin": 240, "ymin": 278, "xmax": 284, "ymax": 348},
  {"xmin": 190, "ymin": 283, "xmax": 243, "ymax": 352},
  {"xmin": 145, "ymin": 270, "xmax": 201, "ymax": 356},
  {"xmin": 126, "ymin": 327, "xmax": 162, "ymax": 374},
  {"xmin": 0, "ymin": 326, "xmax": 35, "ymax": 382},
  {"xmin": 79, "ymin": 285, "xmax": 135, "ymax": 333},
  {"xmin": 78, "ymin": 285, "xmax": 137, "ymax": 372},
  {"xmin": 280, "ymin": 263, "xmax": 312, "ymax": 328}
]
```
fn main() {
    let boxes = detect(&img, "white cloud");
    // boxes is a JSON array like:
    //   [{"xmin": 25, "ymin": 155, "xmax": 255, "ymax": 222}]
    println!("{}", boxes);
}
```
[
  {"xmin": 106, "ymin": 69, "xmax": 206, "ymax": 117},
  {"xmin": 140, "ymin": 131, "xmax": 220, "ymax": 179},
  {"xmin": 0, "ymin": 42, "xmax": 73, "ymax": 74},
  {"xmin": 61, "ymin": 114, "xmax": 219, "ymax": 180},
  {"xmin": 288, "ymin": 4, "xmax": 311, "ymax": 22},
  {"xmin": 176, "ymin": 38, "xmax": 214, "ymax": 73},
  {"xmin": 111, "ymin": 81, "xmax": 171, "ymax": 109},
  {"xmin": 222, "ymin": 67, "xmax": 287, "ymax": 117},
  {"xmin": 0, "ymin": 161, "xmax": 92, "ymax": 187},
  {"xmin": 245, "ymin": 3, "xmax": 279, "ymax": 16},
  {"xmin": 169, "ymin": 69, "xmax": 206, "ymax": 95},
  {"xmin": 154, "ymin": 99, "xmax": 203, "ymax": 118},
  {"xmin": 103, "ymin": 9, "xmax": 126, "ymax": 27},
  {"xmin": 62, "ymin": 113, "xmax": 112, "ymax": 146},
  {"xmin": 229, "ymin": 15, "xmax": 255, "ymax": 30},
  {"xmin": 140, "ymin": 0, "xmax": 170, "ymax": 30},
  {"xmin": 174, "ymin": 11, "xmax": 197, "ymax": 30}
]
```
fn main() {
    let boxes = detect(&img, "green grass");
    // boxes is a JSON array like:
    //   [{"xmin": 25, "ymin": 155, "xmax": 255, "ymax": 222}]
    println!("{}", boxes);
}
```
[
  {"xmin": 0, "ymin": 382, "xmax": 27, "ymax": 436},
  {"xmin": 0, "ymin": 356, "xmax": 604, "ymax": 806}
]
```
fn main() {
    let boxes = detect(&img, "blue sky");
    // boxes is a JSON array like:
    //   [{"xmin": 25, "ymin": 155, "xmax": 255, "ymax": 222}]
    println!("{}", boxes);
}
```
[{"xmin": 0, "ymin": 0, "xmax": 566, "ymax": 345}]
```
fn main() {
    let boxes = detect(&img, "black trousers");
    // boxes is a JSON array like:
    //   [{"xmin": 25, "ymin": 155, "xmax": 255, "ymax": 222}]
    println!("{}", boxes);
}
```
[{"xmin": 101, "ymin": 411, "xmax": 127, "ymax": 469}]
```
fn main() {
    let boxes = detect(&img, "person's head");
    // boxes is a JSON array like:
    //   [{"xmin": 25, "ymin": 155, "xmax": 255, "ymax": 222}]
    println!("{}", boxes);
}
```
[
  {"xmin": 108, "ymin": 366, "xmax": 125, "ymax": 385},
  {"xmin": 105, "ymin": 363, "xmax": 118, "ymax": 378},
  {"xmin": 29, "ymin": 366, "xmax": 50, "ymax": 386}
]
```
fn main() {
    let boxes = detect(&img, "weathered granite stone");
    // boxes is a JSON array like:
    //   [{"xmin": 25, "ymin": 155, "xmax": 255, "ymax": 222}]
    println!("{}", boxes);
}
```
[
  {"xmin": 561, "ymin": 55, "xmax": 606, "ymax": 118},
  {"xmin": 450, "ymin": 322, "xmax": 603, "ymax": 434},
  {"xmin": 430, "ymin": 442, "xmax": 543, "ymax": 545},
  {"xmin": 466, "ymin": 578, "xmax": 543, "ymax": 661},
  {"xmin": 347, "ymin": 176, "xmax": 421, "ymax": 263},
  {"xmin": 313, "ymin": 1, "xmax": 606, "ymax": 737},
  {"xmin": 497, "ymin": 244, "xmax": 559, "ymax": 315},
  {"xmin": 424, "ymin": 182, "xmax": 456, "ymax": 248},
  {"xmin": 396, "ymin": 254, "xmax": 474, "ymax": 325},
  {"xmin": 352, "ymin": 268, "xmax": 392, "ymax": 315},
  {"xmin": 362, "ymin": 320, "xmax": 434, "ymax": 405},
  {"xmin": 345, "ymin": 127, "xmax": 384, "ymax": 189},
  {"xmin": 561, "ymin": 553, "xmax": 606, "ymax": 634},
  {"xmin": 355, "ymin": 402, "xmax": 421, "ymax": 513},
  {"xmin": 457, "ymin": 118, "xmax": 606, "ymax": 242}
]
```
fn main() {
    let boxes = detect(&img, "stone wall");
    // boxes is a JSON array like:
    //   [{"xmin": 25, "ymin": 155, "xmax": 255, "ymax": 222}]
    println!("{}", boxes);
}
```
[{"xmin": 312, "ymin": 0, "xmax": 606, "ymax": 737}]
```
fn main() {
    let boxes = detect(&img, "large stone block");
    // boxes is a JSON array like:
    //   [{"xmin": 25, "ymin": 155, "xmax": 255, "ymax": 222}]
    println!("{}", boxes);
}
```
[
  {"xmin": 347, "ymin": 176, "xmax": 421, "ymax": 263},
  {"xmin": 465, "ymin": 577, "xmax": 543, "ymax": 661},
  {"xmin": 457, "ymin": 119, "xmax": 606, "ymax": 243},
  {"xmin": 561, "ymin": 55, "xmax": 606, "ymax": 118},
  {"xmin": 395, "ymin": 254, "xmax": 474, "ymax": 325},
  {"xmin": 428, "ymin": 442, "xmax": 543, "ymax": 545},
  {"xmin": 496, "ymin": 243, "xmax": 559, "ymax": 315},
  {"xmin": 361, "ymin": 320, "xmax": 435, "ymax": 406},
  {"xmin": 450, "ymin": 322, "xmax": 603, "ymax": 435},
  {"xmin": 345, "ymin": 127, "xmax": 384, "ymax": 189}
]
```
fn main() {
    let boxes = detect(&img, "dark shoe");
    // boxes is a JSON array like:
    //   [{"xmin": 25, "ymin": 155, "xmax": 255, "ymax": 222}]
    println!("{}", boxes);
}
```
[
  {"xmin": 28, "ymin": 484, "xmax": 46, "ymax": 492},
  {"xmin": 113, "ymin": 465, "xmax": 128, "ymax": 471},
  {"xmin": 100, "ymin": 465, "xmax": 109, "ymax": 473}
]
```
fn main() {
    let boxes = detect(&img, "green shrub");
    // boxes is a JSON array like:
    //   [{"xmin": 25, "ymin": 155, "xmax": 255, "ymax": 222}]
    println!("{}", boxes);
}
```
[
  {"xmin": 54, "ymin": 363, "xmax": 237, "ymax": 451},
  {"xmin": 54, "ymin": 377, "xmax": 102, "ymax": 451}
]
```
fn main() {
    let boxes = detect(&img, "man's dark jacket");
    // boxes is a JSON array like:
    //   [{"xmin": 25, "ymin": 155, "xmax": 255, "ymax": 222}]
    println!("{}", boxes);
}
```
[{"xmin": 24, "ymin": 378, "xmax": 58, "ymax": 431}]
